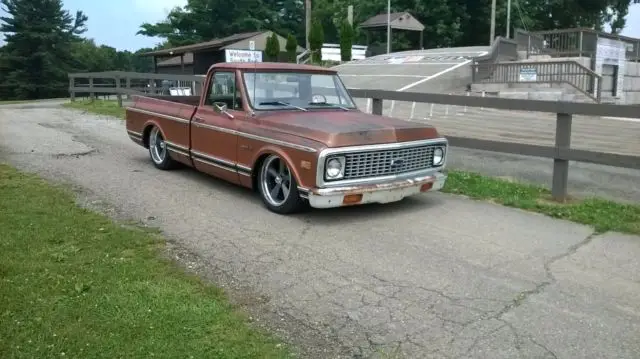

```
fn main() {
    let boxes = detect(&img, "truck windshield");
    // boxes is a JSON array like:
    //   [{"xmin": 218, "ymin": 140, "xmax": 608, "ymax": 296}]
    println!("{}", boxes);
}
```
[{"xmin": 242, "ymin": 72, "xmax": 357, "ymax": 111}]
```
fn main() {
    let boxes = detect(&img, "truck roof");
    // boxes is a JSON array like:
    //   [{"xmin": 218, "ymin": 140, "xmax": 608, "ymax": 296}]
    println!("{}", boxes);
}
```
[{"xmin": 209, "ymin": 61, "xmax": 338, "ymax": 74}]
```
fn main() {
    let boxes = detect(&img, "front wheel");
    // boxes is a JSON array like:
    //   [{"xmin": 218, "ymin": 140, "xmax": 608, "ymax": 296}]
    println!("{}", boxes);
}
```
[
  {"xmin": 258, "ymin": 154, "xmax": 306, "ymax": 214},
  {"xmin": 148, "ymin": 126, "xmax": 176, "ymax": 170}
]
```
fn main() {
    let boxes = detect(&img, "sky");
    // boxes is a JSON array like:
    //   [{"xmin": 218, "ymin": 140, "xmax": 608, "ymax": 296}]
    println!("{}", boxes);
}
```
[{"xmin": 0, "ymin": 1, "xmax": 639, "ymax": 51}]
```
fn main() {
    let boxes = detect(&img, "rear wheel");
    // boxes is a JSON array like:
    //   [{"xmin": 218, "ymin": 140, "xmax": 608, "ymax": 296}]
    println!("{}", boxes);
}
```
[
  {"xmin": 258, "ymin": 154, "xmax": 306, "ymax": 214},
  {"xmin": 148, "ymin": 126, "xmax": 176, "ymax": 170}
]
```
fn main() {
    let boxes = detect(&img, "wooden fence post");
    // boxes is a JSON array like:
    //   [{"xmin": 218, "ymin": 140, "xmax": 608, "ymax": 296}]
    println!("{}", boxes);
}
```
[
  {"xmin": 372, "ymin": 98, "xmax": 383, "ymax": 115},
  {"xmin": 552, "ymin": 112, "xmax": 572, "ymax": 201},
  {"xmin": 115, "ymin": 76, "xmax": 123, "ymax": 107},
  {"xmin": 125, "ymin": 77, "xmax": 131, "ymax": 99},
  {"xmin": 89, "ymin": 77, "xmax": 95, "ymax": 101},
  {"xmin": 69, "ymin": 76, "xmax": 75, "ymax": 102}
]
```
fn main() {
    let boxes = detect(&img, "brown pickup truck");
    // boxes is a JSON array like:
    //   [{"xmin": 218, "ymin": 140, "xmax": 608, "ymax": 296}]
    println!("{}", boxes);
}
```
[{"xmin": 125, "ymin": 62, "xmax": 448, "ymax": 214}]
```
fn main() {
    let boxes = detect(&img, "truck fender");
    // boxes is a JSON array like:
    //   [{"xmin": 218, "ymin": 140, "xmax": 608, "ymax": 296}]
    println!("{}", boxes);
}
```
[{"xmin": 250, "ymin": 145, "xmax": 305, "ymax": 189}]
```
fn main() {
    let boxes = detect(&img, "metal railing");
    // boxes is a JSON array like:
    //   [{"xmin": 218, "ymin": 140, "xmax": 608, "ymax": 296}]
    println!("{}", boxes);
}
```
[
  {"xmin": 67, "ymin": 71, "xmax": 640, "ymax": 202},
  {"xmin": 515, "ymin": 28, "xmax": 640, "ymax": 61},
  {"xmin": 471, "ymin": 60, "xmax": 602, "ymax": 102},
  {"xmin": 472, "ymin": 36, "xmax": 519, "ymax": 80}
]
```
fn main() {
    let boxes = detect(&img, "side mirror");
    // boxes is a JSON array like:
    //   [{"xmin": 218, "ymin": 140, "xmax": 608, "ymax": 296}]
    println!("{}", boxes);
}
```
[{"xmin": 213, "ymin": 102, "xmax": 235, "ymax": 119}]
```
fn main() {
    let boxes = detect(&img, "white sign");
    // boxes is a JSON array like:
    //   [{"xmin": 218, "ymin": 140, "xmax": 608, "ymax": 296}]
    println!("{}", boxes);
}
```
[
  {"xmin": 595, "ymin": 37, "xmax": 626, "ymax": 102},
  {"xmin": 518, "ymin": 67, "xmax": 537, "ymax": 82},
  {"xmin": 249, "ymin": 40, "xmax": 255, "ymax": 51},
  {"xmin": 225, "ymin": 49, "xmax": 262, "ymax": 63}
]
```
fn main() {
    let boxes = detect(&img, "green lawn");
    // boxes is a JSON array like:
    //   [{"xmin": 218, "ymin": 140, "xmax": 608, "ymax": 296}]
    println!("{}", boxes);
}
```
[
  {"xmin": 0, "ymin": 164, "xmax": 293, "ymax": 359},
  {"xmin": 63, "ymin": 99, "xmax": 640, "ymax": 236},
  {"xmin": 443, "ymin": 171, "xmax": 640, "ymax": 235},
  {"xmin": 63, "ymin": 99, "xmax": 125, "ymax": 118}
]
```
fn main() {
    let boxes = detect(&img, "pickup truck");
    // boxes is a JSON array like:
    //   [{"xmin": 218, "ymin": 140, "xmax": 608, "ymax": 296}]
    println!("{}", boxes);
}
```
[{"xmin": 125, "ymin": 62, "xmax": 448, "ymax": 214}]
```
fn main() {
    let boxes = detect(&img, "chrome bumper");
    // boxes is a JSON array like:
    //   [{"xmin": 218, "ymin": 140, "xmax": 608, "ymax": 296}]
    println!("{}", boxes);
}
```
[{"xmin": 304, "ymin": 171, "xmax": 447, "ymax": 209}]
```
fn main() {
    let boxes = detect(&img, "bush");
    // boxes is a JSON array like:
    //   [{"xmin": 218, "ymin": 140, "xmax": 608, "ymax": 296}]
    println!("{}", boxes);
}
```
[
  {"xmin": 308, "ymin": 20, "xmax": 324, "ymax": 64},
  {"xmin": 265, "ymin": 32, "xmax": 280, "ymax": 62},
  {"xmin": 285, "ymin": 33, "xmax": 297, "ymax": 62},
  {"xmin": 339, "ymin": 20, "xmax": 354, "ymax": 62}
]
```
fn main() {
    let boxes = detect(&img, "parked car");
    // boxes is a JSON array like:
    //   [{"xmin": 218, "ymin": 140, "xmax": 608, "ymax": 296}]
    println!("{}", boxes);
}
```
[{"xmin": 125, "ymin": 62, "xmax": 448, "ymax": 214}]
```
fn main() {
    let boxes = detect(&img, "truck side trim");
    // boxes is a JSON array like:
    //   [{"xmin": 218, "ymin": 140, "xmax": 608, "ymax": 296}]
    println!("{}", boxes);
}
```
[
  {"xmin": 132, "ymin": 107, "xmax": 318, "ymax": 153},
  {"xmin": 190, "ymin": 150, "xmax": 251, "ymax": 177},
  {"xmin": 126, "ymin": 107, "xmax": 191, "ymax": 124}
]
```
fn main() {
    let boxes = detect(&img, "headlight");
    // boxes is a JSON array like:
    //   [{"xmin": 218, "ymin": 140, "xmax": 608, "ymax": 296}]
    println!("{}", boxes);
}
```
[
  {"xmin": 433, "ymin": 147, "xmax": 445, "ymax": 166},
  {"xmin": 325, "ymin": 156, "xmax": 345, "ymax": 180}
]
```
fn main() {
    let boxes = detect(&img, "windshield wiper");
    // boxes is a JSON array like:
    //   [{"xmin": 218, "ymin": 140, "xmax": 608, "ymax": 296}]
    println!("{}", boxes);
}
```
[
  {"xmin": 258, "ymin": 101, "xmax": 307, "ymax": 111},
  {"xmin": 308, "ymin": 102, "xmax": 350, "ymax": 111}
]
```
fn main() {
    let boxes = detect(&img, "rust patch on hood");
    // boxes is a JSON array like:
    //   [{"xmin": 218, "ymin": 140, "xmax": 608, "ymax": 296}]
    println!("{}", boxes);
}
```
[{"xmin": 255, "ymin": 109, "xmax": 440, "ymax": 147}]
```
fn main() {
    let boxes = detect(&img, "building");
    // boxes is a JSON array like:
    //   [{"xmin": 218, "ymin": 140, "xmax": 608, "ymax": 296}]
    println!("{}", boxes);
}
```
[{"xmin": 141, "ymin": 31, "xmax": 307, "ymax": 75}]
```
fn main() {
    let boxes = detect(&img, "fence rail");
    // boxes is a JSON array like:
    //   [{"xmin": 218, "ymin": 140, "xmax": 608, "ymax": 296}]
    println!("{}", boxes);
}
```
[
  {"xmin": 67, "ymin": 71, "xmax": 640, "ymax": 201},
  {"xmin": 471, "ymin": 60, "xmax": 602, "ymax": 102}
]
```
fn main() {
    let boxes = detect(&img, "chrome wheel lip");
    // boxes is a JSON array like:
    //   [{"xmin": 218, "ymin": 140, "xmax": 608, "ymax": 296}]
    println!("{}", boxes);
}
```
[
  {"xmin": 149, "ymin": 127, "xmax": 166, "ymax": 164},
  {"xmin": 260, "ymin": 155, "xmax": 292, "ymax": 207}
]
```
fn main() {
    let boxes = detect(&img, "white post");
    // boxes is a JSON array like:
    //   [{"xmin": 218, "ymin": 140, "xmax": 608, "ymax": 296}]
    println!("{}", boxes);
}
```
[
  {"xmin": 429, "ymin": 103, "xmax": 434, "ymax": 117},
  {"xmin": 366, "ymin": 98, "xmax": 372, "ymax": 113},
  {"xmin": 490, "ymin": 0, "xmax": 496, "ymax": 45},
  {"xmin": 410, "ymin": 101, "xmax": 416, "ymax": 119},
  {"xmin": 506, "ymin": 0, "xmax": 512, "ymax": 38},
  {"xmin": 386, "ymin": 0, "xmax": 391, "ymax": 54}
]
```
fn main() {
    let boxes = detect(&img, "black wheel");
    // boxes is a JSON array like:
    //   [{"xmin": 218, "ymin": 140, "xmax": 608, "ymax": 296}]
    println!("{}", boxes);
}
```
[
  {"xmin": 148, "ymin": 126, "xmax": 176, "ymax": 170},
  {"xmin": 258, "ymin": 154, "xmax": 306, "ymax": 214}
]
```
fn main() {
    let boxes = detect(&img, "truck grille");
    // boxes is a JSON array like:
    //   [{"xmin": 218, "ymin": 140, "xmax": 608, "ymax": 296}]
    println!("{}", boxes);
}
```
[{"xmin": 339, "ymin": 143, "xmax": 444, "ymax": 180}]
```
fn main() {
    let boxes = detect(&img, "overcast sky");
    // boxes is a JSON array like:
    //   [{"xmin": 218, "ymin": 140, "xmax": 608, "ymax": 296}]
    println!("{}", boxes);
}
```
[{"xmin": 0, "ymin": 0, "xmax": 639, "ymax": 51}]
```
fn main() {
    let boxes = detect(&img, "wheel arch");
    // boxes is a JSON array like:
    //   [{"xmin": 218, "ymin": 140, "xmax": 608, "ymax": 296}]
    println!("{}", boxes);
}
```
[
  {"xmin": 250, "ymin": 146, "xmax": 303, "ymax": 192},
  {"xmin": 142, "ymin": 120, "xmax": 164, "ymax": 148}
]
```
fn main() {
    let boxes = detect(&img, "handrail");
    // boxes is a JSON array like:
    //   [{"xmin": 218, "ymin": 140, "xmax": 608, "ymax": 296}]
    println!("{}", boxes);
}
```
[{"xmin": 471, "ymin": 60, "xmax": 602, "ymax": 102}]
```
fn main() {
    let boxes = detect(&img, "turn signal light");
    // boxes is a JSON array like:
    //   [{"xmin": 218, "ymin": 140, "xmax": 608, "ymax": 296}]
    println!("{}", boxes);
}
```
[
  {"xmin": 420, "ymin": 183, "xmax": 433, "ymax": 192},
  {"xmin": 342, "ymin": 194, "xmax": 363, "ymax": 205}
]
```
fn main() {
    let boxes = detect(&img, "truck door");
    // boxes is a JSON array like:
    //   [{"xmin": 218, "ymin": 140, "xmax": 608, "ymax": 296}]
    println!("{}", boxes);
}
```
[{"xmin": 190, "ymin": 70, "xmax": 245, "ymax": 184}]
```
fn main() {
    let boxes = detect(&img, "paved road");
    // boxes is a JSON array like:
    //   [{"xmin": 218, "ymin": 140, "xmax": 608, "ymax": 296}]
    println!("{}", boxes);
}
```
[{"xmin": 2, "ymin": 106, "xmax": 640, "ymax": 359}]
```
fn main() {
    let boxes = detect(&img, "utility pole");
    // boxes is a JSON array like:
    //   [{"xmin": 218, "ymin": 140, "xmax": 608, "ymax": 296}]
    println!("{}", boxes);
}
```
[
  {"xmin": 305, "ymin": 0, "xmax": 311, "ymax": 49},
  {"xmin": 386, "ymin": 0, "xmax": 391, "ymax": 53},
  {"xmin": 506, "ymin": 0, "xmax": 512, "ymax": 38},
  {"xmin": 489, "ymin": 0, "xmax": 496, "ymax": 45}
]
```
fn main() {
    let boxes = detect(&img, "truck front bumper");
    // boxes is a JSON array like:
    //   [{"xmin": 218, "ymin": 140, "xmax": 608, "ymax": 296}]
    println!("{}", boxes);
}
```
[{"xmin": 304, "ymin": 170, "xmax": 447, "ymax": 209}]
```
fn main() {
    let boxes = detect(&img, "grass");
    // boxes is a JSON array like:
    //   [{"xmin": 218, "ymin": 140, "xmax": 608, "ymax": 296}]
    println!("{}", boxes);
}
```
[
  {"xmin": 63, "ymin": 98, "xmax": 640, "ymax": 235},
  {"xmin": 443, "ymin": 170, "xmax": 640, "ymax": 235},
  {"xmin": 0, "ymin": 164, "xmax": 293, "ymax": 359},
  {"xmin": 63, "ymin": 99, "xmax": 125, "ymax": 118}
]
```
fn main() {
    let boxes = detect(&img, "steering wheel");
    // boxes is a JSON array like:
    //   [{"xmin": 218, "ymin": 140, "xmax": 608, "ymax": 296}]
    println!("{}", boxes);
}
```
[{"xmin": 310, "ymin": 94, "xmax": 327, "ymax": 104}]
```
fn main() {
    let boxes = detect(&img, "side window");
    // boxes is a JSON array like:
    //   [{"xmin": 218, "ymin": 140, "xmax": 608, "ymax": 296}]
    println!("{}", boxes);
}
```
[{"xmin": 206, "ymin": 71, "xmax": 243, "ymax": 110}]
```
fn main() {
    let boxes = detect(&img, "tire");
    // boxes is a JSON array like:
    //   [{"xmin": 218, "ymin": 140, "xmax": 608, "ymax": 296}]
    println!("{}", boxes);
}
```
[
  {"xmin": 257, "ymin": 154, "xmax": 306, "ymax": 214},
  {"xmin": 147, "ymin": 126, "xmax": 176, "ymax": 170}
]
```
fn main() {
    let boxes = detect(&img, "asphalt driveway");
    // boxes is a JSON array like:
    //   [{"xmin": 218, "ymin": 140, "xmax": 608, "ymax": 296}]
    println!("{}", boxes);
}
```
[{"xmin": 1, "ymin": 105, "xmax": 639, "ymax": 359}]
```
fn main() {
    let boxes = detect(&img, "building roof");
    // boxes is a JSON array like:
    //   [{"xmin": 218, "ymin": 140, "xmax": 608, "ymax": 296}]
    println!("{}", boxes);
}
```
[
  {"xmin": 157, "ymin": 53, "xmax": 194, "ymax": 67},
  {"xmin": 142, "ymin": 31, "xmax": 266, "ymax": 57},
  {"xmin": 359, "ymin": 11, "xmax": 425, "ymax": 31}
]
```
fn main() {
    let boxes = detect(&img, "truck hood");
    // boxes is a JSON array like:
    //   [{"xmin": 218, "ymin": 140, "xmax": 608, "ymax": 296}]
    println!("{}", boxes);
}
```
[{"xmin": 256, "ymin": 110, "xmax": 441, "ymax": 147}]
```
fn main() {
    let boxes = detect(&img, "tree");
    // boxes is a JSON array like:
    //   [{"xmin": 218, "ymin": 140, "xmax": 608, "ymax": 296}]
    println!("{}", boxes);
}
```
[
  {"xmin": 308, "ymin": 19, "xmax": 324, "ymax": 63},
  {"xmin": 339, "ymin": 20, "xmax": 353, "ymax": 62},
  {"xmin": 137, "ymin": 0, "xmax": 277, "ymax": 47},
  {"xmin": 285, "ymin": 33, "xmax": 298, "ymax": 62},
  {"xmin": 0, "ymin": 0, "xmax": 87, "ymax": 100},
  {"xmin": 265, "ymin": 32, "xmax": 281, "ymax": 61}
]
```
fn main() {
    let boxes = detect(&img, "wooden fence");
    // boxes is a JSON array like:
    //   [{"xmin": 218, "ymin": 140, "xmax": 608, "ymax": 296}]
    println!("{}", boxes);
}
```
[{"xmin": 68, "ymin": 71, "xmax": 640, "ymax": 201}]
